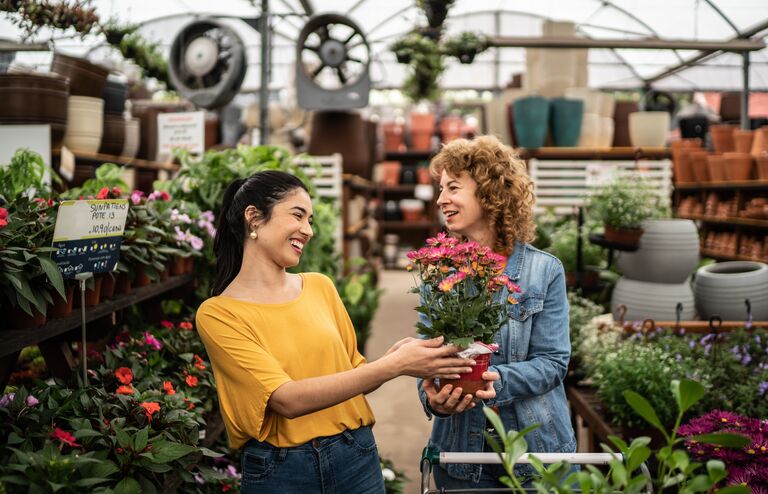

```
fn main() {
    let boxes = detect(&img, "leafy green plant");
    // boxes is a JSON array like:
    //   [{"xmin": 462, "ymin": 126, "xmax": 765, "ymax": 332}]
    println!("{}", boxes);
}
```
[
  {"xmin": 483, "ymin": 378, "xmax": 750, "ymax": 493},
  {"xmin": 442, "ymin": 31, "xmax": 488, "ymax": 63},
  {"xmin": 0, "ymin": 148, "xmax": 57, "ymax": 202},
  {"xmin": 390, "ymin": 31, "xmax": 445, "ymax": 102},
  {"xmin": 545, "ymin": 220, "xmax": 603, "ymax": 273},
  {"xmin": 588, "ymin": 175, "xmax": 666, "ymax": 230},
  {"xmin": 380, "ymin": 456, "xmax": 408, "ymax": 494},
  {"xmin": 336, "ymin": 258, "xmax": 384, "ymax": 356},
  {"xmin": 0, "ymin": 196, "xmax": 65, "ymax": 317},
  {"xmin": 61, "ymin": 163, "xmax": 128, "ymax": 200}
]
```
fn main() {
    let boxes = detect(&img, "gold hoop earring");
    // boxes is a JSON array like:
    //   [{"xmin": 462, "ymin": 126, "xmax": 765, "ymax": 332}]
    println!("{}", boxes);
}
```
[{"xmin": 249, "ymin": 230, "xmax": 258, "ymax": 240}]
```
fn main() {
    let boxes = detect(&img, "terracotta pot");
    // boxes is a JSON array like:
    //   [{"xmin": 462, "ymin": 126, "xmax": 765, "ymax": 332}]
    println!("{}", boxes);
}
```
[
  {"xmin": 382, "ymin": 121, "xmax": 405, "ymax": 153},
  {"xmin": 718, "ymin": 92, "xmax": 742, "ymax": 122},
  {"xmin": 706, "ymin": 154, "xmax": 727, "ymax": 182},
  {"xmin": 11, "ymin": 304, "xmax": 47, "ymax": 329},
  {"xmin": 51, "ymin": 52, "xmax": 109, "ymax": 98},
  {"xmin": 688, "ymin": 150, "xmax": 710, "ymax": 182},
  {"xmin": 74, "ymin": 275, "xmax": 103, "ymax": 308},
  {"xmin": 440, "ymin": 116, "xmax": 464, "ymax": 144},
  {"xmin": 160, "ymin": 267, "xmax": 170, "ymax": 281},
  {"xmin": 49, "ymin": 284, "xmax": 75, "ymax": 319},
  {"xmin": 184, "ymin": 256, "xmax": 195, "ymax": 273},
  {"xmin": 134, "ymin": 264, "xmax": 152, "ymax": 287},
  {"xmin": 379, "ymin": 161, "xmax": 402, "ymax": 186},
  {"xmin": 723, "ymin": 152, "xmax": 754, "ymax": 181},
  {"xmin": 440, "ymin": 353, "xmax": 491, "ymax": 395},
  {"xmin": 115, "ymin": 273, "xmax": 132, "ymax": 294},
  {"xmin": 171, "ymin": 256, "xmax": 187, "ymax": 276},
  {"xmin": 733, "ymin": 129, "xmax": 754, "ymax": 153},
  {"xmin": 101, "ymin": 273, "xmax": 116, "ymax": 300},
  {"xmin": 604, "ymin": 226, "xmax": 644, "ymax": 247},
  {"xmin": 709, "ymin": 124, "xmax": 736, "ymax": 153},
  {"xmin": 411, "ymin": 131, "xmax": 433, "ymax": 151},
  {"xmin": 757, "ymin": 156, "xmax": 768, "ymax": 180},
  {"xmin": 670, "ymin": 139, "xmax": 700, "ymax": 184},
  {"xmin": 750, "ymin": 126, "xmax": 768, "ymax": 158},
  {"xmin": 417, "ymin": 167, "xmax": 432, "ymax": 185}
]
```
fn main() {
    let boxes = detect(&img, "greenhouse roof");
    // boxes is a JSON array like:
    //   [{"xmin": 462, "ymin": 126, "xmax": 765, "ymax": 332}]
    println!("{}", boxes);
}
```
[{"xmin": 1, "ymin": 0, "xmax": 768, "ymax": 92}]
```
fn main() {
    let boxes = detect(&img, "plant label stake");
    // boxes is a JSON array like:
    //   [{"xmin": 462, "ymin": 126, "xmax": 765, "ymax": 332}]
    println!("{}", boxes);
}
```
[{"xmin": 52, "ymin": 199, "xmax": 129, "ymax": 385}]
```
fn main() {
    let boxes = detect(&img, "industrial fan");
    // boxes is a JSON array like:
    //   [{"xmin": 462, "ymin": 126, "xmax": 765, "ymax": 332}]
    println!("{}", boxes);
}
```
[
  {"xmin": 168, "ymin": 18, "xmax": 247, "ymax": 109},
  {"xmin": 295, "ymin": 13, "xmax": 371, "ymax": 110}
]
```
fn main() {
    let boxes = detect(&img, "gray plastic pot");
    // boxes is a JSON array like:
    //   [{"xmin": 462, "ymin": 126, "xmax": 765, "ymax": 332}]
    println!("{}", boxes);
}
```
[
  {"xmin": 693, "ymin": 262, "xmax": 768, "ymax": 320},
  {"xmin": 611, "ymin": 276, "xmax": 695, "ymax": 322},
  {"xmin": 617, "ymin": 219, "xmax": 700, "ymax": 284}
]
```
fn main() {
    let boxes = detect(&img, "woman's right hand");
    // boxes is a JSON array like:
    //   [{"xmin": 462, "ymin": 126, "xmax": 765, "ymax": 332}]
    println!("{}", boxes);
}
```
[
  {"xmin": 385, "ymin": 336, "xmax": 475, "ymax": 379},
  {"xmin": 422, "ymin": 371, "xmax": 499, "ymax": 415}
]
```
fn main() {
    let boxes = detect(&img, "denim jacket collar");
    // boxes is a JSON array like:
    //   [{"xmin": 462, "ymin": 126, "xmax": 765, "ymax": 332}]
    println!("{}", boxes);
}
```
[{"xmin": 505, "ymin": 241, "xmax": 527, "ymax": 281}]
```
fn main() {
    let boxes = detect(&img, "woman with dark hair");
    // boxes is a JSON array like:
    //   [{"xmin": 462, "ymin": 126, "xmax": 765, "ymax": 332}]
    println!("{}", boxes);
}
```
[
  {"xmin": 417, "ymin": 136, "xmax": 576, "ymax": 489},
  {"xmin": 196, "ymin": 170, "xmax": 477, "ymax": 493}
]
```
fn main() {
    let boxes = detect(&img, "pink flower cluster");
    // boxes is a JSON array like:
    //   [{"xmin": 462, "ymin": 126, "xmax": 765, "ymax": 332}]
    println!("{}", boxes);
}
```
[{"xmin": 679, "ymin": 410, "xmax": 768, "ymax": 491}]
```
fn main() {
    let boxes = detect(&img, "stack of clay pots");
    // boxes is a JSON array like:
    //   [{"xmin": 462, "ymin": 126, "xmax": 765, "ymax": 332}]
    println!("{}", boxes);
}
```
[
  {"xmin": 53, "ymin": 53, "xmax": 110, "ymax": 153},
  {"xmin": 611, "ymin": 219, "xmax": 700, "ymax": 321}
]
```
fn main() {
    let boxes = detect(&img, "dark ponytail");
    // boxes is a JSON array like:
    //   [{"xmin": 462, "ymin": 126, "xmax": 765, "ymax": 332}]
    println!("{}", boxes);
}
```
[{"xmin": 211, "ymin": 170, "xmax": 308, "ymax": 296}]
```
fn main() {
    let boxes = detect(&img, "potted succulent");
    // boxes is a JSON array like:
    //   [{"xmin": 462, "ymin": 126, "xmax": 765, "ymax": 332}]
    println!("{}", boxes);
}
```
[
  {"xmin": 588, "ymin": 175, "xmax": 662, "ymax": 247},
  {"xmin": 442, "ymin": 31, "xmax": 488, "ymax": 64}
]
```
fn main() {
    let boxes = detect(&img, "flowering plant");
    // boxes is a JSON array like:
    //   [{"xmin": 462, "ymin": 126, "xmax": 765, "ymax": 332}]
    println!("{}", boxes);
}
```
[
  {"xmin": 679, "ymin": 410, "xmax": 768, "ymax": 490},
  {"xmin": 407, "ymin": 233, "xmax": 519, "ymax": 348}
]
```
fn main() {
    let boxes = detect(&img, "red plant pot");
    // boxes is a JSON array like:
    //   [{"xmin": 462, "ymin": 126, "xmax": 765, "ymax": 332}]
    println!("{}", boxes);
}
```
[
  {"xmin": 134, "ymin": 265, "xmax": 152, "ymax": 287},
  {"xmin": 604, "ymin": 226, "xmax": 644, "ymax": 247},
  {"xmin": 439, "ymin": 353, "xmax": 491, "ymax": 396},
  {"xmin": 101, "ymin": 273, "xmax": 116, "ymax": 300},
  {"xmin": 49, "ymin": 284, "xmax": 75, "ymax": 319}
]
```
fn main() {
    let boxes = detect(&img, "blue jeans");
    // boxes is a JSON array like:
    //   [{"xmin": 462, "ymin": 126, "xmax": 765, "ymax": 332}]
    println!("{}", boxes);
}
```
[{"xmin": 240, "ymin": 426, "xmax": 385, "ymax": 494}]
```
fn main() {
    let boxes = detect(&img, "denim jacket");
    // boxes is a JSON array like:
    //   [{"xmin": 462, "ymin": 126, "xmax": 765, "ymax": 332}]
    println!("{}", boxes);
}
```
[{"xmin": 417, "ymin": 242, "xmax": 576, "ymax": 483}]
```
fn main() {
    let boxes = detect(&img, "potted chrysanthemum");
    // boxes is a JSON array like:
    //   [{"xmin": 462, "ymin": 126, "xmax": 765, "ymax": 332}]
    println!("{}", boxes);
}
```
[{"xmin": 407, "ymin": 233, "xmax": 520, "ymax": 394}]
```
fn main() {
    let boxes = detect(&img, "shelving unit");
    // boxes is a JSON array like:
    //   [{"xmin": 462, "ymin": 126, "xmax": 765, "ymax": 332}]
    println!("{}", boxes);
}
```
[
  {"xmin": 674, "ymin": 179, "xmax": 768, "ymax": 262},
  {"xmin": 0, "ymin": 273, "xmax": 195, "ymax": 390}
]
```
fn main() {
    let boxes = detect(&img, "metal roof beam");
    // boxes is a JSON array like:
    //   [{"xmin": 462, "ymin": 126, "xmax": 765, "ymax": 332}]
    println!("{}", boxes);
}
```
[
  {"xmin": 297, "ymin": 0, "xmax": 314, "ymax": 16},
  {"xmin": 644, "ymin": 19, "xmax": 768, "ymax": 85},
  {"xmin": 486, "ymin": 36, "xmax": 764, "ymax": 51}
]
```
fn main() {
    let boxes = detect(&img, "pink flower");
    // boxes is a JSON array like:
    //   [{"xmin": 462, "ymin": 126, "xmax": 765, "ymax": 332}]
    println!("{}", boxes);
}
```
[
  {"xmin": 148, "ymin": 190, "xmax": 170, "ymax": 201},
  {"xmin": 130, "ymin": 190, "xmax": 145, "ymax": 205},
  {"xmin": 143, "ymin": 331, "xmax": 163, "ymax": 351},
  {"xmin": 189, "ymin": 235, "xmax": 204, "ymax": 251},
  {"xmin": 0, "ymin": 207, "xmax": 8, "ymax": 229},
  {"xmin": 25, "ymin": 395, "xmax": 39, "ymax": 407},
  {"xmin": 160, "ymin": 320, "xmax": 174, "ymax": 329}
]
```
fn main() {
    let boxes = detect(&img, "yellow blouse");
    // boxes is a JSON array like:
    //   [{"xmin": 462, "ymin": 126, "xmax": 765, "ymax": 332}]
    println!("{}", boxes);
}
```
[{"xmin": 195, "ymin": 272, "xmax": 374, "ymax": 449}]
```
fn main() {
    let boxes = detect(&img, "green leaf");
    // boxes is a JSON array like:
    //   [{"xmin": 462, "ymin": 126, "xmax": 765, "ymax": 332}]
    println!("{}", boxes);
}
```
[
  {"xmin": 114, "ymin": 477, "xmax": 141, "ymax": 494},
  {"xmin": 72, "ymin": 478, "xmax": 111, "ymax": 487},
  {"xmin": 343, "ymin": 279, "xmax": 364, "ymax": 305},
  {"xmin": 626, "ymin": 445, "xmax": 651, "ymax": 473},
  {"xmin": 133, "ymin": 427, "xmax": 148, "ymax": 453},
  {"xmin": 114, "ymin": 426, "xmax": 133, "ymax": 449},
  {"xmin": 38, "ymin": 255, "xmax": 65, "ymax": 299},
  {"xmin": 688, "ymin": 433, "xmax": 750, "ymax": 448},
  {"xmin": 716, "ymin": 486, "xmax": 750, "ymax": 494},
  {"xmin": 623, "ymin": 390, "xmax": 668, "ymax": 439},
  {"xmin": 90, "ymin": 460, "xmax": 120, "ymax": 479},
  {"xmin": 671, "ymin": 379, "xmax": 705, "ymax": 415},
  {"xmin": 706, "ymin": 459, "xmax": 727, "ymax": 485},
  {"xmin": 148, "ymin": 441, "xmax": 198, "ymax": 462}
]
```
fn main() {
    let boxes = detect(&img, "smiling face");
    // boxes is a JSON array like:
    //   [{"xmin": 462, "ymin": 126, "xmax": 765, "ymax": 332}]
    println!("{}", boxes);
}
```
[
  {"xmin": 248, "ymin": 188, "xmax": 314, "ymax": 268},
  {"xmin": 437, "ymin": 170, "xmax": 491, "ymax": 243}
]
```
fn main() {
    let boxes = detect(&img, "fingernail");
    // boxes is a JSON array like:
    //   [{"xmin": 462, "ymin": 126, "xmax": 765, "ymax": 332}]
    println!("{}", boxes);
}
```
[
  {"xmin": 464, "ymin": 368, "xmax": 473, "ymax": 373},
  {"xmin": 469, "ymin": 360, "xmax": 476, "ymax": 365}
]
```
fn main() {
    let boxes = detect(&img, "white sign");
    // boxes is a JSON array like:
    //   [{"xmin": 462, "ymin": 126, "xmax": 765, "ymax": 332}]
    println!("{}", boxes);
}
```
[
  {"xmin": 157, "ymin": 111, "xmax": 205, "ymax": 160},
  {"xmin": 52, "ymin": 199, "xmax": 129, "ymax": 277}
]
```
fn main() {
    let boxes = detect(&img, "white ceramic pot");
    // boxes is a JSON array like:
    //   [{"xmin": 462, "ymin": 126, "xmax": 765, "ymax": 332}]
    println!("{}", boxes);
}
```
[
  {"xmin": 63, "ymin": 95, "xmax": 103, "ymax": 152},
  {"xmin": 121, "ymin": 118, "xmax": 140, "ymax": 158},
  {"xmin": 579, "ymin": 113, "xmax": 600, "ymax": 148},
  {"xmin": 693, "ymin": 262, "xmax": 768, "ymax": 320},
  {"xmin": 629, "ymin": 111, "xmax": 670, "ymax": 147},
  {"xmin": 598, "ymin": 117, "xmax": 614, "ymax": 148},
  {"xmin": 617, "ymin": 219, "xmax": 700, "ymax": 283},
  {"xmin": 611, "ymin": 277, "xmax": 696, "ymax": 322},
  {"xmin": 598, "ymin": 93, "xmax": 616, "ymax": 119}
]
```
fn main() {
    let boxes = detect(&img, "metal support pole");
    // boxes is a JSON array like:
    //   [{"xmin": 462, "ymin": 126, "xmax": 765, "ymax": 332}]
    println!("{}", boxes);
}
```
[
  {"xmin": 493, "ymin": 11, "xmax": 501, "ymax": 91},
  {"xmin": 75, "ymin": 272, "xmax": 93, "ymax": 386},
  {"xmin": 741, "ymin": 51, "xmax": 750, "ymax": 130},
  {"xmin": 259, "ymin": 0, "xmax": 271, "ymax": 145}
]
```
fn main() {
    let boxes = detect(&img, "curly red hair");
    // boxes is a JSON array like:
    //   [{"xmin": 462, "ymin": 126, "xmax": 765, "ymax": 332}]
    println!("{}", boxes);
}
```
[{"xmin": 430, "ymin": 135, "xmax": 536, "ymax": 255}]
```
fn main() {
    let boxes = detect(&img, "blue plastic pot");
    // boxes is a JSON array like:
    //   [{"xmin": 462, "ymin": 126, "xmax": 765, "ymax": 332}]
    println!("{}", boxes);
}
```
[
  {"xmin": 513, "ymin": 96, "xmax": 550, "ymax": 149},
  {"xmin": 550, "ymin": 97, "xmax": 584, "ymax": 147}
]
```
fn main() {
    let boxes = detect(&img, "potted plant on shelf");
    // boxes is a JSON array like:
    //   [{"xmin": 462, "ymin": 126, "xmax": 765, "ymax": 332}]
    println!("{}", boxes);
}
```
[
  {"xmin": 407, "ymin": 233, "xmax": 520, "ymax": 395},
  {"xmin": 588, "ymin": 175, "xmax": 661, "ymax": 247},
  {"xmin": 442, "ymin": 31, "xmax": 488, "ymax": 64}
]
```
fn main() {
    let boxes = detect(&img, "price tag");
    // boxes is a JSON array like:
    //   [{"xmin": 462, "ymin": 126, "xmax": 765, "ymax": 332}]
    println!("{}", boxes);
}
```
[{"xmin": 52, "ymin": 199, "xmax": 129, "ymax": 278}]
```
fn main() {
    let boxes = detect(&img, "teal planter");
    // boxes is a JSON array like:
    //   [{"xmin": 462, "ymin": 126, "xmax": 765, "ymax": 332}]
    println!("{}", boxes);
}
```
[
  {"xmin": 513, "ymin": 96, "xmax": 550, "ymax": 149},
  {"xmin": 550, "ymin": 98, "xmax": 584, "ymax": 147}
]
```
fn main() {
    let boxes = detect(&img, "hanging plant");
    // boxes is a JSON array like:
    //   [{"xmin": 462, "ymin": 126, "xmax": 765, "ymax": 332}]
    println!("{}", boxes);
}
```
[
  {"xmin": 395, "ymin": 32, "xmax": 444, "ymax": 103},
  {"xmin": 442, "ymin": 31, "xmax": 488, "ymax": 64},
  {"xmin": 418, "ymin": 0, "xmax": 455, "ymax": 31},
  {"xmin": 112, "ymin": 31, "xmax": 170, "ymax": 86},
  {"xmin": 0, "ymin": 0, "xmax": 100, "ymax": 39},
  {"xmin": 100, "ymin": 20, "xmax": 137, "ymax": 45}
]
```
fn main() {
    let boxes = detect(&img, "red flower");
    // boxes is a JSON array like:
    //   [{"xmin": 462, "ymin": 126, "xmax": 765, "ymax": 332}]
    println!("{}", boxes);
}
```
[
  {"xmin": 50, "ymin": 427, "xmax": 80, "ymax": 447},
  {"xmin": 140, "ymin": 402, "xmax": 161, "ymax": 422},
  {"xmin": 193, "ymin": 355, "xmax": 206, "ymax": 370},
  {"xmin": 222, "ymin": 484, "xmax": 232, "ymax": 492},
  {"xmin": 179, "ymin": 321, "xmax": 193, "ymax": 331},
  {"xmin": 163, "ymin": 381, "xmax": 176, "ymax": 395},
  {"xmin": 116, "ymin": 385, "xmax": 135, "ymax": 395},
  {"xmin": 96, "ymin": 187, "xmax": 110, "ymax": 199},
  {"xmin": 115, "ymin": 367, "xmax": 133, "ymax": 385},
  {"xmin": 185, "ymin": 375, "xmax": 199, "ymax": 387},
  {"xmin": 183, "ymin": 398, "xmax": 195, "ymax": 410},
  {"xmin": 111, "ymin": 186, "xmax": 122, "ymax": 197},
  {"xmin": 0, "ymin": 207, "xmax": 7, "ymax": 229},
  {"xmin": 160, "ymin": 320, "xmax": 174, "ymax": 329}
]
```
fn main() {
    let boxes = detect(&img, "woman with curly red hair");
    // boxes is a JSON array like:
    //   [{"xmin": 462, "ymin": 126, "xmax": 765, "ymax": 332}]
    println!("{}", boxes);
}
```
[{"xmin": 417, "ymin": 135, "xmax": 576, "ymax": 489}]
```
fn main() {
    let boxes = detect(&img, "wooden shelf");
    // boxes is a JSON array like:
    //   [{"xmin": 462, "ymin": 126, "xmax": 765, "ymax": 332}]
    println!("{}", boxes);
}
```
[
  {"xmin": 675, "ymin": 179, "xmax": 768, "ymax": 190},
  {"xmin": 384, "ymin": 150, "xmax": 435, "ymax": 161},
  {"xmin": 678, "ymin": 213, "xmax": 768, "ymax": 229},
  {"xmin": 54, "ymin": 149, "xmax": 179, "ymax": 172},
  {"xmin": 519, "ymin": 146, "xmax": 671, "ymax": 161},
  {"xmin": 379, "ymin": 220, "xmax": 434, "ymax": 230},
  {"xmin": 1, "ymin": 273, "xmax": 195, "ymax": 357},
  {"xmin": 700, "ymin": 249, "xmax": 767, "ymax": 263}
]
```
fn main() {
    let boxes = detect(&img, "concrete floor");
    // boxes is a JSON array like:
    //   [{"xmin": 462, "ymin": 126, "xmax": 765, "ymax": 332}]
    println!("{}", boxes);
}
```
[{"xmin": 365, "ymin": 270, "xmax": 433, "ymax": 494}]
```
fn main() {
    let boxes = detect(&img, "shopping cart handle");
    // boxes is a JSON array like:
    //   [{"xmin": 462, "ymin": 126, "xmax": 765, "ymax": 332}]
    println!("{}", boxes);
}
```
[{"xmin": 431, "ymin": 451, "xmax": 623, "ymax": 465}]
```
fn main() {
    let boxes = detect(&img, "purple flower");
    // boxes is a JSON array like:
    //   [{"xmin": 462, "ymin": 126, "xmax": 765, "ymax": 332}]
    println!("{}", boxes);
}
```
[
  {"xmin": 25, "ymin": 395, "xmax": 39, "ymax": 407},
  {"xmin": 200, "ymin": 211, "xmax": 215, "ymax": 222},
  {"xmin": 225, "ymin": 464, "xmax": 240, "ymax": 479},
  {"xmin": 130, "ymin": 190, "xmax": 144, "ymax": 205},
  {"xmin": 0, "ymin": 393, "xmax": 15, "ymax": 408},
  {"xmin": 742, "ymin": 354, "xmax": 753, "ymax": 366},
  {"xmin": 194, "ymin": 473, "xmax": 206, "ymax": 485},
  {"xmin": 760, "ymin": 382, "xmax": 768, "ymax": 396}
]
